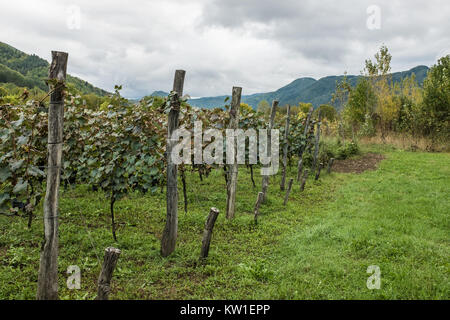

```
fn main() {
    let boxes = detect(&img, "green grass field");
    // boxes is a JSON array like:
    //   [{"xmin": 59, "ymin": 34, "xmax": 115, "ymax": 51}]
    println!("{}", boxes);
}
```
[{"xmin": 0, "ymin": 145, "xmax": 449, "ymax": 299}]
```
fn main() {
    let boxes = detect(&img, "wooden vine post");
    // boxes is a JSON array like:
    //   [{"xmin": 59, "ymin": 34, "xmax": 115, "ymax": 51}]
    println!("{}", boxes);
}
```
[
  {"xmin": 36, "ymin": 51, "xmax": 68, "ymax": 300},
  {"xmin": 253, "ymin": 192, "xmax": 264, "ymax": 225},
  {"xmin": 283, "ymin": 178, "xmax": 294, "ymax": 205},
  {"xmin": 97, "ymin": 247, "xmax": 121, "ymax": 300},
  {"xmin": 327, "ymin": 158, "xmax": 335, "ymax": 174},
  {"xmin": 297, "ymin": 106, "xmax": 314, "ymax": 181},
  {"xmin": 300, "ymin": 169, "xmax": 309, "ymax": 192},
  {"xmin": 312, "ymin": 109, "xmax": 322, "ymax": 173},
  {"xmin": 261, "ymin": 100, "xmax": 278, "ymax": 202},
  {"xmin": 180, "ymin": 166, "xmax": 188, "ymax": 214},
  {"xmin": 225, "ymin": 87, "xmax": 242, "ymax": 219},
  {"xmin": 280, "ymin": 104, "xmax": 291, "ymax": 191},
  {"xmin": 161, "ymin": 70, "xmax": 186, "ymax": 257},
  {"xmin": 315, "ymin": 163, "xmax": 323, "ymax": 180},
  {"xmin": 200, "ymin": 208, "xmax": 220, "ymax": 259}
]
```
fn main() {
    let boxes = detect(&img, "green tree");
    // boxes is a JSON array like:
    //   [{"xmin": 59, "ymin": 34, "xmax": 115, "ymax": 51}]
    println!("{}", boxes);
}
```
[
  {"xmin": 315, "ymin": 104, "xmax": 337, "ymax": 122},
  {"xmin": 422, "ymin": 55, "xmax": 450, "ymax": 140},
  {"xmin": 298, "ymin": 102, "xmax": 313, "ymax": 114},
  {"xmin": 257, "ymin": 99, "xmax": 270, "ymax": 119},
  {"xmin": 343, "ymin": 78, "xmax": 376, "ymax": 137}
]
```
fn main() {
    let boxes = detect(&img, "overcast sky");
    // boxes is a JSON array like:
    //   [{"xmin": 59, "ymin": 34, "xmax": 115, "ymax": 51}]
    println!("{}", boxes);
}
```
[{"xmin": 1, "ymin": 0, "xmax": 449, "ymax": 98}]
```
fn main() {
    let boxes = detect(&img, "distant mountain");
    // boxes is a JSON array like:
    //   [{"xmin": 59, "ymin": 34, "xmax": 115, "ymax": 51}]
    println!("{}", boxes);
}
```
[
  {"xmin": 0, "ymin": 41, "xmax": 109, "ymax": 96},
  {"xmin": 177, "ymin": 66, "xmax": 429, "ymax": 109},
  {"xmin": 150, "ymin": 90, "xmax": 169, "ymax": 97}
]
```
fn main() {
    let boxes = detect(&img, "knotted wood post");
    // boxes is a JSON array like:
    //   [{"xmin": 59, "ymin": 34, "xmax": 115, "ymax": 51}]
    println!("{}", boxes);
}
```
[
  {"xmin": 200, "ymin": 208, "xmax": 220, "ymax": 259},
  {"xmin": 283, "ymin": 178, "xmax": 294, "ymax": 206},
  {"xmin": 249, "ymin": 164, "xmax": 256, "ymax": 187},
  {"xmin": 297, "ymin": 106, "xmax": 313, "ymax": 181},
  {"xmin": 327, "ymin": 158, "xmax": 335, "ymax": 174},
  {"xmin": 280, "ymin": 105, "xmax": 291, "ymax": 191},
  {"xmin": 315, "ymin": 163, "xmax": 323, "ymax": 180},
  {"xmin": 97, "ymin": 247, "xmax": 121, "ymax": 300},
  {"xmin": 300, "ymin": 169, "xmax": 309, "ymax": 192},
  {"xmin": 296, "ymin": 159, "xmax": 303, "ymax": 182},
  {"xmin": 180, "ymin": 166, "xmax": 188, "ymax": 214},
  {"xmin": 226, "ymin": 87, "xmax": 241, "ymax": 219},
  {"xmin": 312, "ymin": 110, "xmax": 322, "ymax": 172},
  {"xmin": 36, "ymin": 51, "xmax": 68, "ymax": 300},
  {"xmin": 261, "ymin": 100, "xmax": 278, "ymax": 202},
  {"xmin": 161, "ymin": 70, "xmax": 186, "ymax": 257},
  {"xmin": 253, "ymin": 192, "xmax": 264, "ymax": 225}
]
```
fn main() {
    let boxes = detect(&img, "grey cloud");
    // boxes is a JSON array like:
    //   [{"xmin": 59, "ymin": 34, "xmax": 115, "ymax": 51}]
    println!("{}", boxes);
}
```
[{"xmin": 0, "ymin": 0, "xmax": 449, "ymax": 98}]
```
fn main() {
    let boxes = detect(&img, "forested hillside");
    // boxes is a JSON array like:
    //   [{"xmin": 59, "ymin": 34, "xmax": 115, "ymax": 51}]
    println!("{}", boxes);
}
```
[
  {"xmin": 0, "ymin": 42, "xmax": 109, "ymax": 96},
  {"xmin": 181, "ymin": 66, "xmax": 429, "ymax": 109}
]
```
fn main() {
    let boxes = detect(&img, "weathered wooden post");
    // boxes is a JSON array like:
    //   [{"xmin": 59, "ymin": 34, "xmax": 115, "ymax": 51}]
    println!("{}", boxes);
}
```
[
  {"xmin": 261, "ymin": 100, "xmax": 278, "ymax": 202},
  {"xmin": 315, "ymin": 163, "xmax": 323, "ymax": 180},
  {"xmin": 200, "ymin": 208, "xmax": 220, "ymax": 259},
  {"xmin": 312, "ymin": 110, "xmax": 322, "ymax": 172},
  {"xmin": 180, "ymin": 167, "xmax": 188, "ymax": 214},
  {"xmin": 283, "ymin": 178, "xmax": 294, "ymax": 206},
  {"xmin": 253, "ymin": 192, "xmax": 264, "ymax": 225},
  {"xmin": 297, "ymin": 106, "xmax": 314, "ymax": 181},
  {"xmin": 97, "ymin": 247, "xmax": 121, "ymax": 300},
  {"xmin": 280, "ymin": 105, "xmax": 291, "ymax": 191},
  {"xmin": 36, "ymin": 51, "xmax": 68, "ymax": 300},
  {"xmin": 327, "ymin": 158, "xmax": 335, "ymax": 174},
  {"xmin": 161, "ymin": 70, "xmax": 186, "ymax": 257},
  {"xmin": 296, "ymin": 159, "xmax": 304, "ymax": 182},
  {"xmin": 300, "ymin": 169, "xmax": 309, "ymax": 192},
  {"xmin": 226, "ymin": 87, "xmax": 242, "ymax": 219},
  {"xmin": 249, "ymin": 165, "xmax": 256, "ymax": 188}
]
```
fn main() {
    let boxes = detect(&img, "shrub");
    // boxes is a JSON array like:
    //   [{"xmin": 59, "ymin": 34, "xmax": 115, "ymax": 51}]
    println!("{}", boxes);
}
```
[{"xmin": 336, "ymin": 141, "xmax": 360, "ymax": 160}]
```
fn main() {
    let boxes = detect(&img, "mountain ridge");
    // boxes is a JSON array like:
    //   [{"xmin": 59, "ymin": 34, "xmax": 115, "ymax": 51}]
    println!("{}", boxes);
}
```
[{"xmin": 151, "ymin": 65, "xmax": 429, "ymax": 109}]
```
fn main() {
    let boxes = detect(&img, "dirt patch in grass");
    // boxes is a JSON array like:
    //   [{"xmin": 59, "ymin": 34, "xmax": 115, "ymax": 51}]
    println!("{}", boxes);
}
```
[{"xmin": 332, "ymin": 153, "xmax": 385, "ymax": 174}]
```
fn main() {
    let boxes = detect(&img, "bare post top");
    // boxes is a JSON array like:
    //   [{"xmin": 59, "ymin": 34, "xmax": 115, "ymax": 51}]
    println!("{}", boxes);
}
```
[
  {"xmin": 230, "ymin": 86, "xmax": 242, "ymax": 120},
  {"xmin": 49, "ymin": 51, "xmax": 68, "ymax": 80},
  {"xmin": 232, "ymin": 86, "xmax": 242, "ymax": 97},
  {"xmin": 269, "ymin": 100, "xmax": 279, "ymax": 126},
  {"xmin": 173, "ymin": 70, "xmax": 186, "ymax": 96}
]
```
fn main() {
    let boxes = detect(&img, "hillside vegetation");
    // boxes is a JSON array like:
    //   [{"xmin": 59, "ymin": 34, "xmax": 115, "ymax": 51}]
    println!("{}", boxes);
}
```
[
  {"xmin": 182, "ymin": 66, "xmax": 428, "ymax": 109},
  {"xmin": 0, "ymin": 42, "xmax": 109, "ymax": 96}
]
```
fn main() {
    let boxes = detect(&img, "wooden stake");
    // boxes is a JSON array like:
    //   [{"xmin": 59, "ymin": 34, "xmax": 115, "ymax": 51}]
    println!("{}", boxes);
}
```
[
  {"xmin": 300, "ymin": 169, "xmax": 309, "ymax": 192},
  {"xmin": 283, "ymin": 178, "xmax": 294, "ymax": 206},
  {"xmin": 161, "ymin": 70, "xmax": 185, "ymax": 257},
  {"xmin": 327, "ymin": 158, "xmax": 335, "ymax": 174},
  {"xmin": 312, "ymin": 110, "xmax": 322, "ymax": 172},
  {"xmin": 297, "ymin": 106, "xmax": 313, "ymax": 181},
  {"xmin": 280, "ymin": 105, "xmax": 291, "ymax": 191},
  {"xmin": 261, "ymin": 100, "xmax": 278, "ymax": 202},
  {"xmin": 200, "ymin": 208, "xmax": 220, "ymax": 259},
  {"xmin": 180, "ymin": 167, "xmax": 187, "ymax": 214},
  {"xmin": 253, "ymin": 192, "xmax": 264, "ymax": 225},
  {"xmin": 226, "ymin": 87, "xmax": 241, "ymax": 219},
  {"xmin": 296, "ymin": 159, "xmax": 303, "ymax": 182},
  {"xmin": 315, "ymin": 163, "xmax": 322, "ymax": 181},
  {"xmin": 249, "ymin": 164, "xmax": 256, "ymax": 188},
  {"xmin": 97, "ymin": 247, "xmax": 121, "ymax": 300},
  {"xmin": 37, "ymin": 51, "xmax": 68, "ymax": 300}
]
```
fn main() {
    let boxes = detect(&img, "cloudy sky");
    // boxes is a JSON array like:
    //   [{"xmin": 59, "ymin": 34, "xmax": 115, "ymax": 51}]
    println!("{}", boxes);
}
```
[{"xmin": 1, "ymin": 0, "xmax": 449, "ymax": 98}]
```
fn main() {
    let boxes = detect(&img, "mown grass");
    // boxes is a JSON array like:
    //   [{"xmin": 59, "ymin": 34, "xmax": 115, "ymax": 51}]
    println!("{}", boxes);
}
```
[{"xmin": 0, "ymin": 146, "xmax": 448, "ymax": 299}]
